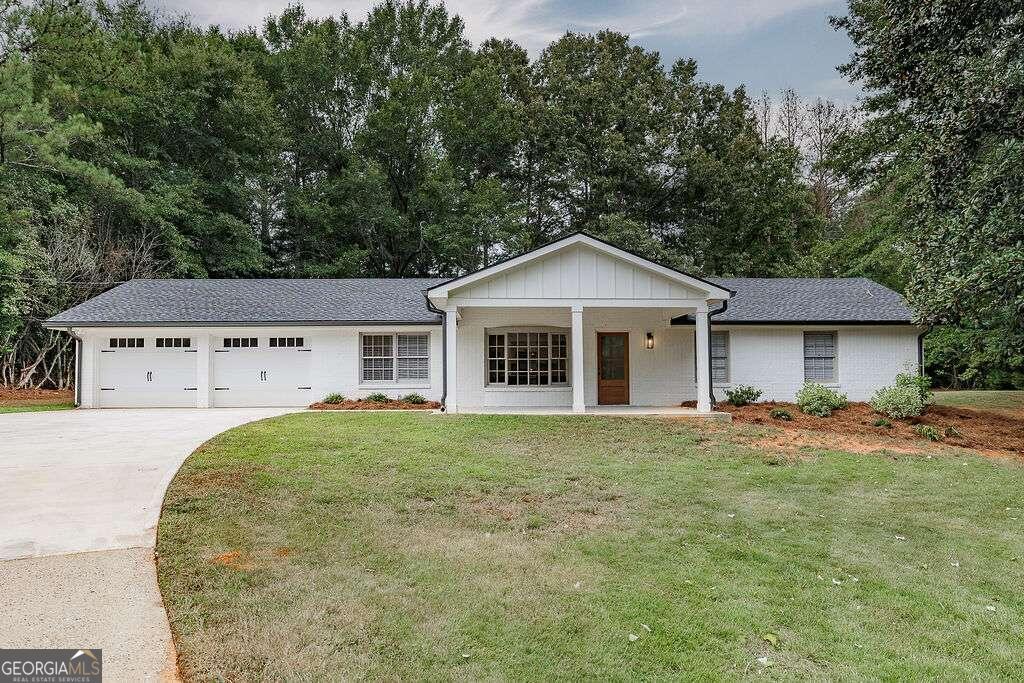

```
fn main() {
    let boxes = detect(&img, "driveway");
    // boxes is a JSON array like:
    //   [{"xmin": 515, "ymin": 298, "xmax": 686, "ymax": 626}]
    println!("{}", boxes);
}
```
[{"xmin": 0, "ymin": 408, "xmax": 296, "ymax": 681}]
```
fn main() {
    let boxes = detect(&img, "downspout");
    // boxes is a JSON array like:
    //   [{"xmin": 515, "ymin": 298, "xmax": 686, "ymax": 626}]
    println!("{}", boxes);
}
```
[
  {"xmin": 917, "ymin": 326, "xmax": 931, "ymax": 377},
  {"xmin": 425, "ymin": 298, "xmax": 448, "ymax": 411},
  {"xmin": 707, "ymin": 300, "xmax": 729, "ymax": 409},
  {"xmin": 62, "ymin": 327, "xmax": 83, "ymax": 407}
]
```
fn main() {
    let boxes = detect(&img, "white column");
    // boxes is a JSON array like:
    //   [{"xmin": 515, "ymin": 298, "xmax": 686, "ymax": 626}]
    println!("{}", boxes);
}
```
[
  {"xmin": 196, "ymin": 332, "xmax": 211, "ymax": 408},
  {"xmin": 695, "ymin": 305, "xmax": 711, "ymax": 413},
  {"xmin": 571, "ymin": 305, "xmax": 585, "ymax": 413},
  {"xmin": 79, "ymin": 334, "xmax": 97, "ymax": 408},
  {"xmin": 445, "ymin": 306, "xmax": 458, "ymax": 413}
]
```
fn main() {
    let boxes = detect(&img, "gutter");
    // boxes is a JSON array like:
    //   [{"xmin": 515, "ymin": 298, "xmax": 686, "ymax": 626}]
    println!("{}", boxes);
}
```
[
  {"xmin": 707, "ymin": 300, "xmax": 729, "ymax": 409},
  {"xmin": 917, "ymin": 326, "xmax": 931, "ymax": 376},
  {"xmin": 425, "ymin": 298, "xmax": 448, "ymax": 411}
]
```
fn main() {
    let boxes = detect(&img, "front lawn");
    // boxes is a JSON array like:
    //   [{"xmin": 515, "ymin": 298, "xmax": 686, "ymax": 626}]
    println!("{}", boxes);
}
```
[
  {"xmin": 157, "ymin": 413, "xmax": 1024, "ymax": 680},
  {"xmin": 0, "ymin": 389, "xmax": 75, "ymax": 414}
]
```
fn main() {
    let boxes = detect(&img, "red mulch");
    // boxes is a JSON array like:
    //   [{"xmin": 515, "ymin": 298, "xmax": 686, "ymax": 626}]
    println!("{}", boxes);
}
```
[
  {"xmin": 309, "ymin": 399, "xmax": 440, "ymax": 411},
  {"xmin": 708, "ymin": 401, "xmax": 1024, "ymax": 457},
  {"xmin": 0, "ymin": 388, "xmax": 74, "ymax": 404}
]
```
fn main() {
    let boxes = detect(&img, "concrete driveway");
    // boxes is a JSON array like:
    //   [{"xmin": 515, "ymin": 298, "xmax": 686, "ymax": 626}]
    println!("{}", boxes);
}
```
[{"xmin": 0, "ymin": 408, "xmax": 296, "ymax": 681}]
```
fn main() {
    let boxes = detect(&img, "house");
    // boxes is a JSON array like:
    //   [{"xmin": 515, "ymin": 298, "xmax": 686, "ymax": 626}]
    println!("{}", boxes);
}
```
[{"xmin": 45, "ymin": 233, "xmax": 922, "ymax": 413}]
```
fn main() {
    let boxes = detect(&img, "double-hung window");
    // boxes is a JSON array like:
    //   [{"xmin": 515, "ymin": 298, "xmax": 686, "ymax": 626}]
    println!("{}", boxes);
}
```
[
  {"xmin": 360, "ymin": 333, "xmax": 429, "ymax": 383},
  {"xmin": 804, "ymin": 332, "xmax": 837, "ymax": 382},
  {"xmin": 486, "ymin": 329, "xmax": 569, "ymax": 387},
  {"xmin": 710, "ymin": 331, "xmax": 729, "ymax": 383}
]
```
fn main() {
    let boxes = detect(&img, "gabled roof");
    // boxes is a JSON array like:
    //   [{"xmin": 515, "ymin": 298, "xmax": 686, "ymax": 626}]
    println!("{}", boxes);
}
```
[
  {"xmin": 426, "ymin": 232, "xmax": 734, "ymax": 300},
  {"xmin": 673, "ymin": 278, "xmax": 915, "ymax": 325},
  {"xmin": 44, "ymin": 278, "xmax": 445, "ymax": 327}
]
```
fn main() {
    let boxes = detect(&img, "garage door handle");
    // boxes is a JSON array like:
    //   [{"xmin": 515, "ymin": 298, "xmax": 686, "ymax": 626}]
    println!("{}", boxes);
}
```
[{"xmin": 146, "ymin": 371, "xmax": 153, "ymax": 382}]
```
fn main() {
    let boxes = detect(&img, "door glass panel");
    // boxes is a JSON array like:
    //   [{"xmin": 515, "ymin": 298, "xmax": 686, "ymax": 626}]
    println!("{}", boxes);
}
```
[{"xmin": 600, "ymin": 335, "xmax": 625, "ymax": 380}]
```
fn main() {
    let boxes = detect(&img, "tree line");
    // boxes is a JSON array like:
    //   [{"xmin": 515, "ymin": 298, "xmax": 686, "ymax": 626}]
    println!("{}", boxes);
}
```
[{"xmin": 1, "ymin": 0, "xmax": 1020, "ymax": 390}]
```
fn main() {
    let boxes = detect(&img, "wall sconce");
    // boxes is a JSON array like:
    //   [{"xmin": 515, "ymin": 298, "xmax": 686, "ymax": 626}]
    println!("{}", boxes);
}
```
[{"xmin": 645, "ymin": 332, "xmax": 654, "ymax": 350}]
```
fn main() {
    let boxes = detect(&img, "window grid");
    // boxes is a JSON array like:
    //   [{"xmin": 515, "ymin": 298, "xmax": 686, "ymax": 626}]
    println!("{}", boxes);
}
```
[
  {"xmin": 269, "ymin": 337, "xmax": 304, "ymax": 348},
  {"xmin": 361, "ymin": 335, "xmax": 394, "ymax": 382},
  {"xmin": 487, "ymin": 330, "xmax": 570, "ymax": 387},
  {"xmin": 397, "ymin": 334, "xmax": 429, "ymax": 381},
  {"xmin": 109, "ymin": 337, "xmax": 145, "ymax": 349},
  {"xmin": 804, "ymin": 332, "xmax": 837, "ymax": 382},
  {"xmin": 156, "ymin": 337, "xmax": 191, "ymax": 348},
  {"xmin": 223, "ymin": 337, "xmax": 258, "ymax": 348},
  {"xmin": 710, "ymin": 331, "xmax": 729, "ymax": 383}
]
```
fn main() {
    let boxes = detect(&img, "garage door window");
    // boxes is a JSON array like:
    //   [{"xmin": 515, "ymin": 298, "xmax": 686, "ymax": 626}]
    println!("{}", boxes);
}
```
[
  {"xmin": 109, "ymin": 337, "xmax": 144, "ymax": 348},
  {"xmin": 361, "ymin": 333, "xmax": 429, "ymax": 383},
  {"xmin": 269, "ymin": 337, "xmax": 305, "ymax": 348},
  {"xmin": 223, "ymin": 337, "xmax": 258, "ymax": 348},
  {"xmin": 156, "ymin": 337, "xmax": 191, "ymax": 348}
]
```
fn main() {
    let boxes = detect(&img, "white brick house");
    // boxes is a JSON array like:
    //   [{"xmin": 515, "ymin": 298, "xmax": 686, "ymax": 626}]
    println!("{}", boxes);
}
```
[{"xmin": 46, "ymin": 233, "xmax": 922, "ymax": 412}]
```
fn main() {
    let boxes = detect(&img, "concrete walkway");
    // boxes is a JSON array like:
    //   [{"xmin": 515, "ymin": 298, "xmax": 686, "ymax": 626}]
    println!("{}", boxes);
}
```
[{"xmin": 0, "ymin": 408, "xmax": 296, "ymax": 681}]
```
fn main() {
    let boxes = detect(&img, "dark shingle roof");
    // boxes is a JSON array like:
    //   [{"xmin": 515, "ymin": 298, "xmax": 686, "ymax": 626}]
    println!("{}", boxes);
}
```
[
  {"xmin": 46, "ymin": 276, "xmax": 914, "ymax": 327},
  {"xmin": 45, "ymin": 279, "xmax": 445, "ymax": 326},
  {"xmin": 679, "ymin": 277, "xmax": 914, "ymax": 324}
]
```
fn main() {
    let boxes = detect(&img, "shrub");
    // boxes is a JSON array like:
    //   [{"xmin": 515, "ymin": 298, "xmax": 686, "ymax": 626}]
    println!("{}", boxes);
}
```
[
  {"xmin": 321, "ymin": 393, "xmax": 345, "ymax": 405},
  {"xmin": 769, "ymin": 408, "xmax": 792, "ymax": 421},
  {"xmin": 364, "ymin": 392, "xmax": 392, "ymax": 403},
  {"xmin": 401, "ymin": 393, "xmax": 426, "ymax": 404},
  {"xmin": 869, "ymin": 372, "xmax": 934, "ymax": 419},
  {"xmin": 873, "ymin": 417, "xmax": 892, "ymax": 428},
  {"xmin": 795, "ymin": 382, "xmax": 848, "ymax": 417},
  {"xmin": 914, "ymin": 424, "xmax": 942, "ymax": 442},
  {"xmin": 725, "ymin": 385, "xmax": 762, "ymax": 406}
]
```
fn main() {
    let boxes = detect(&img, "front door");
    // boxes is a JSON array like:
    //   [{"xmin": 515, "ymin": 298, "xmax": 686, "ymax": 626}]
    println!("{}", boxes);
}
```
[{"xmin": 597, "ymin": 332, "xmax": 629, "ymax": 405}]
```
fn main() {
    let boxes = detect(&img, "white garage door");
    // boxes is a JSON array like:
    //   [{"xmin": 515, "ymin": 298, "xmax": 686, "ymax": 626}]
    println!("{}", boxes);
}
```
[
  {"xmin": 98, "ymin": 336, "xmax": 198, "ymax": 408},
  {"xmin": 212, "ymin": 335, "xmax": 313, "ymax": 407}
]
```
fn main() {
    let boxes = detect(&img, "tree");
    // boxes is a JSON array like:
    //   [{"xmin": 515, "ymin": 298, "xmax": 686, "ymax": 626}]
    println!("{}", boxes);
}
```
[{"xmin": 834, "ymin": 1, "xmax": 1024, "ymax": 359}]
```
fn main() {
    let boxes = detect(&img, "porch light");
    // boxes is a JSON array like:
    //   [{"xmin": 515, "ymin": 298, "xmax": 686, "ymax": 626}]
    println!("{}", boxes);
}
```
[{"xmin": 645, "ymin": 332, "xmax": 654, "ymax": 350}]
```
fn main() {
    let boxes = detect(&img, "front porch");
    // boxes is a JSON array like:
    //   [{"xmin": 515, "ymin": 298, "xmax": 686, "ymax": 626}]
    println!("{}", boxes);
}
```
[{"xmin": 451, "ymin": 404, "xmax": 732, "ymax": 420}]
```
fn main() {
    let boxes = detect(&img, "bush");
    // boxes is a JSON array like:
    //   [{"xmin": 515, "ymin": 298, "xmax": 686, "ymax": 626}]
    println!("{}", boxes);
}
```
[
  {"xmin": 401, "ymin": 393, "xmax": 426, "ymax": 404},
  {"xmin": 769, "ymin": 408, "xmax": 792, "ymax": 421},
  {"xmin": 869, "ymin": 372, "xmax": 934, "ymax": 419},
  {"xmin": 321, "ymin": 393, "xmax": 345, "ymax": 404},
  {"xmin": 914, "ymin": 424, "xmax": 942, "ymax": 442},
  {"xmin": 795, "ymin": 382, "xmax": 848, "ymax": 417},
  {"xmin": 364, "ymin": 392, "xmax": 392, "ymax": 403},
  {"xmin": 873, "ymin": 417, "xmax": 892, "ymax": 428},
  {"xmin": 725, "ymin": 385, "xmax": 762, "ymax": 407}
]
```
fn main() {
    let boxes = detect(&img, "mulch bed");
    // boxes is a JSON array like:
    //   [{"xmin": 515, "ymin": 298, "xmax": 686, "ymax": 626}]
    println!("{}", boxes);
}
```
[
  {"xmin": 0, "ymin": 388, "xmax": 74, "ymax": 405},
  {"xmin": 712, "ymin": 401, "xmax": 1024, "ymax": 456},
  {"xmin": 310, "ymin": 399, "xmax": 440, "ymax": 411}
]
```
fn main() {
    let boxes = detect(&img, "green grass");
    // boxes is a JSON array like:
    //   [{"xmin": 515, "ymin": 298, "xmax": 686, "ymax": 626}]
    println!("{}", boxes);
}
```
[
  {"xmin": 933, "ymin": 390, "xmax": 1024, "ymax": 411},
  {"xmin": 0, "ymin": 402, "xmax": 75, "ymax": 414},
  {"xmin": 157, "ymin": 413, "xmax": 1024, "ymax": 681}
]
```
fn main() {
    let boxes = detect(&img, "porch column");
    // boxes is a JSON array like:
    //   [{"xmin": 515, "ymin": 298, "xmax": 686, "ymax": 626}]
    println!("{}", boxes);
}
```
[
  {"xmin": 445, "ymin": 305, "xmax": 458, "ymax": 413},
  {"xmin": 571, "ymin": 305, "xmax": 585, "ymax": 413},
  {"xmin": 694, "ymin": 305, "xmax": 712, "ymax": 413}
]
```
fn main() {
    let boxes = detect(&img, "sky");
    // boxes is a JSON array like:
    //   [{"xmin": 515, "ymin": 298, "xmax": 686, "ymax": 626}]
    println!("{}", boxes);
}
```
[{"xmin": 154, "ymin": 0, "xmax": 860, "ymax": 101}]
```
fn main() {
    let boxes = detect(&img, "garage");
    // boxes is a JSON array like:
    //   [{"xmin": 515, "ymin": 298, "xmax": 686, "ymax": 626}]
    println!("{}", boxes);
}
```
[
  {"xmin": 212, "ymin": 335, "xmax": 313, "ymax": 407},
  {"xmin": 98, "ymin": 336, "xmax": 198, "ymax": 408}
]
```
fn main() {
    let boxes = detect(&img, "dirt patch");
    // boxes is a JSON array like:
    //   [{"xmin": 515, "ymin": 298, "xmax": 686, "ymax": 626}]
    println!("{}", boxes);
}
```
[
  {"xmin": 457, "ymin": 485, "xmax": 622, "ymax": 532},
  {"xmin": 712, "ymin": 401, "xmax": 1024, "ymax": 457},
  {"xmin": 272, "ymin": 546, "xmax": 294, "ymax": 558},
  {"xmin": 310, "ymin": 399, "xmax": 440, "ymax": 410},
  {"xmin": 0, "ymin": 388, "xmax": 73, "ymax": 405},
  {"xmin": 210, "ymin": 551, "xmax": 253, "ymax": 571}
]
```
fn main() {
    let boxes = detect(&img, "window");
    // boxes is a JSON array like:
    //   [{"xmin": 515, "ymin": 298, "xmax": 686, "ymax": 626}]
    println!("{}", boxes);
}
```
[
  {"xmin": 360, "ymin": 333, "xmax": 430, "ymax": 383},
  {"xmin": 109, "ymin": 337, "xmax": 144, "ymax": 349},
  {"xmin": 156, "ymin": 337, "xmax": 191, "ymax": 348},
  {"xmin": 269, "ymin": 337, "xmax": 304, "ymax": 348},
  {"xmin": 804, "ymin": 332, "xmax": 837, "ymax": 382},
  {"xmin": 710, "ymin": 331, "xmax": 729, "ymax": 383},
  {"xmin": 486, "ymin": 330, "xmax": 569, "ymax": 387},
  {"xmin": 223, "ymin": 337, "xmax": 258, "ymax": 348}
]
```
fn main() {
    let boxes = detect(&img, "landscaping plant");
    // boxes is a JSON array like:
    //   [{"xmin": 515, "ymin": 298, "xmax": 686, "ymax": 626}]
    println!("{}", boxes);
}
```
[
  {"xmin": 769, "ymin": 408, "xmax": 792, "ymax": 421},
  {"xmin": 401, "ymin": 393, "xmax": 427, "ymax": 404},
  {"xmin": 795, "ymin": 382, "xmax": 848, "ymax": 417},
  {"xmin": 365, "ymin": 393, "xmax": 392, "ymax": 403},
  {"xmin": 322, "ymin": 393, "xmax": 345, "ymax": 404},
  {"xmin": 870, "ymin": 373, "xmax": 934, "ymax": 419},
  {"xmin": 914, "ymin": 424, "xmax": 942, "ymax": 442},
  {"xmin": 873, "ymin": 417, "xmax": 892, "ymax": 428},
  {"xmin": 725, "ymin": 385, "xmax": 762, "ymax": 406}
]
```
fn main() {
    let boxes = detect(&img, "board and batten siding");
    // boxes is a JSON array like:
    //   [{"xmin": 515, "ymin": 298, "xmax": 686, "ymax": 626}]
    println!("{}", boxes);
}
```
[
  {"xmin": 710, "ymin": 325, "xmax": 920, "ymax": 403},
  {"xmin": 455, "ymin": 245, "xmax": 707, "ymax": 302}
]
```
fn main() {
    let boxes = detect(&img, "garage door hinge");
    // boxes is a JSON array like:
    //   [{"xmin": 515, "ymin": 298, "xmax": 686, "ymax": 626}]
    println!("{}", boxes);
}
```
[
  {"xmin": 297, "ymin": 386, "xmax": 312, "ymax": 390},
  {"xmin": 214, "ymin": 387, "xmax": 229, "ymax": 390},
  {"xmin": 184, "ymin": 387, "xmax": 198, "ymax": 391}
]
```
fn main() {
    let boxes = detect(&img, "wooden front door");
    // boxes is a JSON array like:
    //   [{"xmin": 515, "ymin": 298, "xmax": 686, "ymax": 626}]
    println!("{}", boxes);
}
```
[{"xmin": 597, "ymin": 332, "xmax": 629, "ymax": 405}]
